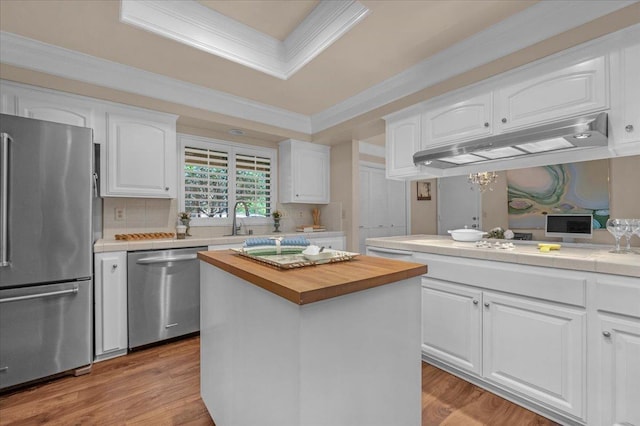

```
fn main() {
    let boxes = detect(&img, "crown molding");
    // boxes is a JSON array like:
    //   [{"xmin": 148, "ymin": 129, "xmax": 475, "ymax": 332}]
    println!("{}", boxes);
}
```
[
  {"xmin": 120, "ymin": 0, "xmax": 369, "ymax": 80},
  {"xmin": 0, "ymin": 31, "xmax": 311, "ymax": 133},
  {"xmin": 309, "ymin": 0, "xmax": 637, "ymax": 133},
  {"xmin": 1, "ymin": 1, "xmax": 636, "ymax": 138}
]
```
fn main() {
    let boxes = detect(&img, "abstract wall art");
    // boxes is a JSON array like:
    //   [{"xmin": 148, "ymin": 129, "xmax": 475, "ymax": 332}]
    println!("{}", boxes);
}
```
[{"xmin": 507, "ymin": 159, "xmax": 610, "ymax": 229}]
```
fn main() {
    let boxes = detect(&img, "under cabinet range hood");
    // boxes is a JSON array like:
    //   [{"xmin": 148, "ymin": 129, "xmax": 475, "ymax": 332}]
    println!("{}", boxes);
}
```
[{"xmin": 413, "ymin": 112, "xmax": 608, "ymax": 169}]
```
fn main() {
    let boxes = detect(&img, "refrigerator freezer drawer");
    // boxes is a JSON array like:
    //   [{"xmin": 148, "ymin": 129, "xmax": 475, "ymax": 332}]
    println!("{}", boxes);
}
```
[{"xmin": 0, "ymin": 280, "xmax": 92, "ymax": 389}]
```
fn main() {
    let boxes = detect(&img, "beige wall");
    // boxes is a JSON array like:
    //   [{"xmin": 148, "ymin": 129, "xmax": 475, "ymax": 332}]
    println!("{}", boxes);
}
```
[
  {"xmin": 410, "ymin": 179, "xmax": 438, "ymax": 235},
  {"xmin": 410, "ymin": 156, "xmax": 640, "ymax": 246},
  {"xmin": 328, "ymin": 140, "xmax": 357, "ymax": 251}
]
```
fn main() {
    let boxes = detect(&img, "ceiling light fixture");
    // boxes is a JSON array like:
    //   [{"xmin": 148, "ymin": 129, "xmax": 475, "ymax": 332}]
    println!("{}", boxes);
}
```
[
  {"xmin": 469, "ymin": 172, "xmax": 498, "ymax": 192},
  {"xmin": 573, "ymin": 133, "xmax": 592, "ymax": 139}
]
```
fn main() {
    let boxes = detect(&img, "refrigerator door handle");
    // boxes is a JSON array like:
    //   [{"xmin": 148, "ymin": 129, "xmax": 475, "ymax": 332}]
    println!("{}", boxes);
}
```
[
  {"xmin": 0, "ymin": 286, "xmax": 79, "ymax": 304},
  {"xmin": 0, "ymin": 132, "xmax": 11, "ymax": 267}
]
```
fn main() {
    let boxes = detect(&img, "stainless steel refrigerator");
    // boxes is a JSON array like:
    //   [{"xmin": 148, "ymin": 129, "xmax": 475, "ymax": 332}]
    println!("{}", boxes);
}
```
[{"xmin": 0, "ymin": 114, "xmax": 93, "ymax": 390}]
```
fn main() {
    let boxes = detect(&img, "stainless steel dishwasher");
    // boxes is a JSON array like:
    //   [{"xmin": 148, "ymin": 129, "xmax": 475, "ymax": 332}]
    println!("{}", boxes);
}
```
[{"xmin": 127, "ymin": 246, "xmax": 207, "ymax": 349}]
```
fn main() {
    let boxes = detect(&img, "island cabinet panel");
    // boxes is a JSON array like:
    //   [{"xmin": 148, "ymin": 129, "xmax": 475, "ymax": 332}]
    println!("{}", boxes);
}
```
[
  {"xmin": 200, "ymin": 260, "xmax": 422, "ymax": 426},
  {"xmin": 495, "ymin": 56, "xmax": 607, "ymax": 132},
  {"xmin": 422, "ymin": 92, "xmax": 493, "ymax": 147},
  {"xmin": 596, "ymin": 314, "xmax": 640, "ymax": 426},
  {"xmin": 482, "ymin": 291, "xmax": 585, "ymax": 419},
  {"xmin": 421, "ymin": 278, "xmax": 482, "ymax": 375}
]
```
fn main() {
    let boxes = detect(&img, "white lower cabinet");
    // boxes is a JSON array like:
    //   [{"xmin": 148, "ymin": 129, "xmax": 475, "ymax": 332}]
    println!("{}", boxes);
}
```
[
  {"xmin": 94, "ymin": 252, "xmax": 128, "ymax": 361},
  {"xmin": 421, "ymin": 279, "xmax": 482, "ymax": 375},
  {"xmin": 597, "ymin": 314, "xmax": 640, "ymax": 426},
  {"xmin": 482, "ymin": 292, "xmax": 585, "ymax": 418}
]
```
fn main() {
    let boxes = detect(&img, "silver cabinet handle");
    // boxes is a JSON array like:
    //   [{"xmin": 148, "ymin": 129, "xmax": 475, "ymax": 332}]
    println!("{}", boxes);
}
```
[
  {"xmin": 501, "ymin": 118, "xmax": 507, "ymax": 123},
  {"xmin": 626, "ymin": 124, "xmax": 634, "ymax": 132},
  {"xmin": 0, "ymin": 366, "xmax": 8, "ymax": 373},
  {"xmin": 92, "ymin": 172, "xmax": 99, "ymax": 198},
  {"xmin": 473, "ymin": 300, "xmax": 479, "ymax": 305},
  {"xmin": 602, "ymin": 331, "xmax": 611, "ymax": 338},
  {"xmin": 484, "ymin": 122, "xmax": 489, "ymax": 127},
  {"xmin": 136, "ymin": 254, "xmax": 198, "ymax": 264},
  {"xmin": 112, "ymin": 264, "xmax": 118, "ymax": 270},
  {"xmin": 165, "ymin": 187, "xmax": 169, "ymax": 191},
  {"xmin": 165, "ymin": 323, "xmax": 178, "ymax": 329},
  {"xmin": 0, "ymin": 133, "xmax": 11, "ymax": 268},
  {"xmin": 484, "ymin": 302, "xmax": 490, "ymax": 308},
  {"xmin": 0, "ymin": 287, "xmax": 79, "ymax": 304}
]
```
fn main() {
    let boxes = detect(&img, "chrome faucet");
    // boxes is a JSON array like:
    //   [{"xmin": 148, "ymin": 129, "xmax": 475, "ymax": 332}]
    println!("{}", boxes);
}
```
[{"xmin": 231, "ymin": 201, "xmax": 250, "ymax": 236}]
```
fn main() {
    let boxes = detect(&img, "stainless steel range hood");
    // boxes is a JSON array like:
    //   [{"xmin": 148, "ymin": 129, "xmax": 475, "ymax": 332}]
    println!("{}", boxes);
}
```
[{"xmin": 413, "ymin": 112, "xmax": 608, "ymax": 169}]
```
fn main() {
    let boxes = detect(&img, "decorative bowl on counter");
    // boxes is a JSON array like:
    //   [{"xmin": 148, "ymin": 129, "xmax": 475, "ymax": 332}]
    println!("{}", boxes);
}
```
[{"xmin": 448, "ymin": 228, "xmax": 487, "ymax": 242}]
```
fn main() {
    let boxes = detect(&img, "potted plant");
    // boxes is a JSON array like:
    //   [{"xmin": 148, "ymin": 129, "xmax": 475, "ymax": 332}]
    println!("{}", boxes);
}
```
[
  {"xmin": 272, "ymin": 210, "xmax": 282, "ymax": 233},
  {"xmin": 178, "ymin": 212, "xmax": 191, "ymax": 237}
]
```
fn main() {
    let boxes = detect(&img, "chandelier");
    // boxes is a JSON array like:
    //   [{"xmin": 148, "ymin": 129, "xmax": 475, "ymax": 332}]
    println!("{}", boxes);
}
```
[{"xmin": 468, "ymin": 172, "xmax": 498, "ymax": 192}]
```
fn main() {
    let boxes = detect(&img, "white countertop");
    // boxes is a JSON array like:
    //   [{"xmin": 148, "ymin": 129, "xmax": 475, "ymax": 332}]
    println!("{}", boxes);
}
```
[
  {"xmin": 94, "ymin": 231, "xmax": 345, "ymax": 253},
  {"xmin": 366, "ymin": 235, "xmax": 640, "ymax": 278}
]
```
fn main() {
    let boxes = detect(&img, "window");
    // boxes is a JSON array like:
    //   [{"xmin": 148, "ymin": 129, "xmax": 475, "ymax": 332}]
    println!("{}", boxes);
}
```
[{"xmin": 179, "ymin": 135, "xmax": 277, "ymax": 225}]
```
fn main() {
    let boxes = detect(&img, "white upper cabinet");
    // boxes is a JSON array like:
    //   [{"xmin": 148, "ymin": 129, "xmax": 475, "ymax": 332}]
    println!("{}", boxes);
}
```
[
  {"xmin": 385, "ymin": 113, "xmax": 421, "ymax": 179},
  {"xmin": 279, "ymin": 139, "xmax": 330, "ymax": 204},
  {"xmin": 103, "ymin": 110, "xmax": 177, "ymax": 198},
  {"xmin": 4, "ymin": 83, "xmax": 105, "ymax": 142},
  {"xmin": 615, "ymin": 43, "xmax": 640, "ymax": 147},
  {"xmin": 422, "ymin": 92, "xmax": 493, "ymax": 147},
  {"xmin": 496, "ymin": 56, "xmax": 607, "ymax": 131}
]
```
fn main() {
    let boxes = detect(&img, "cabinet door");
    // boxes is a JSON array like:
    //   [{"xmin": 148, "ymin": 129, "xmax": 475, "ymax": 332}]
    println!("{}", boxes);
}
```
[
  {"xmin": 422, "ymin": 92, "xmax": 493, "ymax": 147},
  {"xmin": 385, "ymin": 114, "xmax": 421, "ymax": 179},
  {"xmin": 94, "ymin": 252, "xmax": 127, "ymax": 361},
  {"xmin": 105, "ymin": 112, "xmax": 176, "ymax": 198},
  {"xmin": 598, "ymin": 314, "xmax": 640, "ymax": 426},
  {"xmin": 387, "ymin": 178, "xmax": 407, "ymax": 231},
  {"xmin": 292, "ymin": 145, "xmax": 329, "ymax": 203},
  {"xmin": 617, "ymin": 44, "xmax": 640, "ymax": 146},
  {"xmin": 16, "ymin": 91, "xmax": 104, "ymax": 142},
  {"xmin": 482, "ymin": 292, "xmax": 585, "ymax": 419},
  {"xmin": 496, "ymin": 56, "xmax": 607, "ymax": 131},
  {"xmin": 421, "ymin": 278, "xmax": 482, "ymax": 375}
]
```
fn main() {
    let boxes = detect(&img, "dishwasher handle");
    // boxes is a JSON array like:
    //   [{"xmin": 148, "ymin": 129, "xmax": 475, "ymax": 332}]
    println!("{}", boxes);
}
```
[{"xmin": 136, "ymin": 254, "xmax": 198, "ymax": 264}]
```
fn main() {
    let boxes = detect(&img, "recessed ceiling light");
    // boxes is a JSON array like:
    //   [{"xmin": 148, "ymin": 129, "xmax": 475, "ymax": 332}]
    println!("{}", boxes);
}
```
[{"xmin": 229, "ymin": 129, "xmax": 245, "ymax": 136}]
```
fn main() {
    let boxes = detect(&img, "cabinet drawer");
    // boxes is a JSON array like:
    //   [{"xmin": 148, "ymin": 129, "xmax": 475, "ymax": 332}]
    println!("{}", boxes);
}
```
[
  {"xmin": 0, "ymin": 280, "xmax": 92, "ymax": 389},
  {"xmin": 595, "ymin": 275, "xmax": 640, "ymax": 318},
  {"xmin": 413, "ymin": 253, "xmax": 587, "ymax": 306}
]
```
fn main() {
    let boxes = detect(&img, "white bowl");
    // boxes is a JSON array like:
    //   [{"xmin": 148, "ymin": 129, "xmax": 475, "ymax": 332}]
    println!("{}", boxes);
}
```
[
  {"xmin": 448, "ymin": 229, "xmax": 487, "ymax": 242},
  {"xmin": 303, "ymin": 251, "xmax": 335, "ymax": 262}
]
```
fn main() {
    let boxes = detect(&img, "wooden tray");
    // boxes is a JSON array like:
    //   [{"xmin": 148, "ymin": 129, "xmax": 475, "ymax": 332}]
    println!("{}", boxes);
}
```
[
  {"xmin": 115, "ymin": 232, "xmax": 175, "ymax": 240},
  {"xmin": 231, "ymin": 248, "xmax": 358, "ymax": 269}
]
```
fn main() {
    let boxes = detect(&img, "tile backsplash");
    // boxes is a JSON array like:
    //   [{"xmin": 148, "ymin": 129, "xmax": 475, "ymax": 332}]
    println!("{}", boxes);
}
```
[{"xmin": 101, "ymin": 198, "xmax": 342, "ymax": 239}]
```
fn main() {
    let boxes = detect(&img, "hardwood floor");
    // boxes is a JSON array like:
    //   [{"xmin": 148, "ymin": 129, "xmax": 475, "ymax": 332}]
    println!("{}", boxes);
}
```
[{"xmin": 0, "ymin": 336, "xmax": 557, "ymax": 426}]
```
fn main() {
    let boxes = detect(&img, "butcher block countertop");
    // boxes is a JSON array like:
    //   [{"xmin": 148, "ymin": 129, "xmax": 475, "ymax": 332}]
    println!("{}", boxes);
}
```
[{"xmin": 198, "ymin": 250, "xmax": 427, "ymax": 305}]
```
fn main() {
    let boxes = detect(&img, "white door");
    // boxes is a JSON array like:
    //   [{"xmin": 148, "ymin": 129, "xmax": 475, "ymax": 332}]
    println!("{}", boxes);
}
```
[
  {"xmin": 437, "ymin": 175, "xmax": 481, "ymax": 234},
  {"xmin": 421, "ymin": 278, "xmax": 482, "ymax": 375},
  {"xmin": 483, "ymin": 292, "xmax": 585, "ymax": 419},
  {"xmin": 598, "ymin": 314, "xmax": 640, "ymax": 426},
  {"xmin": 359, "ymin": 165, "xmax": 408, "ymax": 253}
]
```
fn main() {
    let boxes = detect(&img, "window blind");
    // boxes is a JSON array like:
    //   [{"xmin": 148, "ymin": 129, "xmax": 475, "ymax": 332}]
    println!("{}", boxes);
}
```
[
  {"xmin": 184, "ymin": 146, "xmax": 229, "ymax": 218},
  {"xmin": 235, "ymin": 153, "xmax": 272, "ymax": 217},
  {"xmin": 183, "ymin": 144, "xmax": 274, "ymax": 219}
]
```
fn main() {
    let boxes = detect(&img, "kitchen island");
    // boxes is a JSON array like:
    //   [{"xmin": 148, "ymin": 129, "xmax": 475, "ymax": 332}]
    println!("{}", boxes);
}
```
[{"xmin": 198, "ymin": 250, "xmax": 427, "ymax": 426}]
